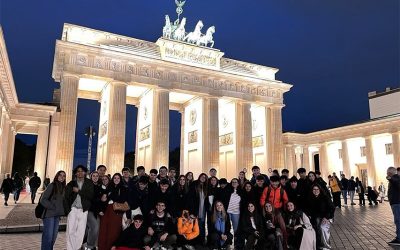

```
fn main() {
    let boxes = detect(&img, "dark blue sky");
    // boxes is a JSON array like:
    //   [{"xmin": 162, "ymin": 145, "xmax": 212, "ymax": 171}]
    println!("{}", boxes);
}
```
[{"xmin": 1, "ymin": 0, "xmax": 399, "ymax": 157}]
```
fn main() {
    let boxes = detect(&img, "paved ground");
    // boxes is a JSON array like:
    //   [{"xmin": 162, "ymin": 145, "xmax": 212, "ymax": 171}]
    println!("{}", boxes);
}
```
[{"xmin": 0, "ymin": 194, "xmax": 399, "ymax": 249}]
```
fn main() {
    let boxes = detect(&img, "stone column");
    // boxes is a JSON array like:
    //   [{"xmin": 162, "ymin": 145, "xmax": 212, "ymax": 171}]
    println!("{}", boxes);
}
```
[
  {"xmin": 134, "ymin": 104, "xmax": 141, "ymax": 170},
  {"xmin": 179, "ymin": 109, "xmax": 185, "ymax": 174},
  {"xmin": 392, "ymin": 132, "xmax": 400, "ymax": 168},
  {"xmin": 303, "ymin": 145, "xmax": 310, "ymax": 171},
  {"xmin": 151, "ymin": 89, "xmax": 169, "ymax": 168},
  {"xmin": 105, "ymin": 82, "xmax": 127, "ymax": 174},
  {"xmin": 202, "ymin": 97, "xmax": 219, "ymax": 173},
  {"xmin": 319, "ymin": 143, "xmax": 329, "ymax": 180},
  {"xmin": 285, "ymin": 145, "xmax": 296, "ymax": 174},
  {"xmin": 365, "ymin": 136, "xmax": 377, "ymax": 187},
  {"xmin": 341, "ymin": 140, "xmax": 351, "ymax": 177},
  {"xmin": 55, "ymin": 74, "xmax": 79, "ymax": 181},
  {"xmin": 4, "ymin": 127, "xmax": 16, "ymax": 175},
  {"xmin": 0, "ymin": 118, "xmax": 10, "ymax": 177},
  {"xmin": 266, "ymin": 104, "xmax": 284, "ymax": 170},
  {"xmin": 235, "ymin": 102, "xmax": 253, "ymax": 174},
  {"xmin": 34, "ymin": 125, "xmax": 49, "ymax": 188}
]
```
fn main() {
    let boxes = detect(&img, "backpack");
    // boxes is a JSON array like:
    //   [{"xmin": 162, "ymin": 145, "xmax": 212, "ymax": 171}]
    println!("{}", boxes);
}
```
[{"xmin": 35, "ymin": 189, "xmax": 54, "ymax": 219}]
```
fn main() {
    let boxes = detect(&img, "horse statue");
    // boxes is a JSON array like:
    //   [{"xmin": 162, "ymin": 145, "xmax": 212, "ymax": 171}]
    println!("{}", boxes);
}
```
[
  {"xmin": 163, "ymin": 15, "xmax": 173, "ymax": 39},
  {"xmin": 197, "ymin": 26, "xmax": 215, "ymax": 47},
  {"xmin": 172, "ymin": 17, "xmax": 186, "ymax": 41},
  {"xmin": 184, "ymin": 20, "xmax": 203, "ymax": 44}
]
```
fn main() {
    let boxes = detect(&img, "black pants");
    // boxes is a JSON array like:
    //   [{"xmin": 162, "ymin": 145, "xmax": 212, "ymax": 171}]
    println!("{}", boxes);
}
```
[
  {"xmin": 358, "ymin": 193, "xmax": 365, "ymax": 205},
  {"xmin": 176, "ymin": 234, "xmax": 199, "ymax": 247},
  {"xmin": 31, "ymin": 188, "xmax": 38, "ymax": 202},
  {"xmin": 332, "ymin": 192, "xmax": 341, "ymax": 207},
  {"xmin": 3, "ymin": 192, "xmax": 10, "ymax": 203},
  {"xmin": 245, "ymin": 233, "xmax": 264, "ymax": 250}
]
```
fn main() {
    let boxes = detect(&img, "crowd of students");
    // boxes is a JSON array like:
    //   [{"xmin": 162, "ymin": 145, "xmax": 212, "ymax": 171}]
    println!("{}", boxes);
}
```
[{"xmin": 37, "ymin": 164, "xmax": 337, "ymax": 250}]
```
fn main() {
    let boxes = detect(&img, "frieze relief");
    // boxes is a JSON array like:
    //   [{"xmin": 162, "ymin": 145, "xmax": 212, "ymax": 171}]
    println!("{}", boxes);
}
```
[
  {"xmin": 61, "ymin": 51, "xmax": 285, "ymax": 101},
  {"xmin": 252, "ymin": 136, "xmax": 264, "ymax": 148},
  {"xmin": 219, "ymin": 133, "xmax": 233, "ymax": 146},
  {"xmin": 188, "ymin": 130, "xmax": 198, "ymax": 144},
  {"xmin": 139, "ymin": 125, "xmax": 150, "ymax": 142},
  {"xmin": 99, "ymin": 121, "xmax": 108, "ymax": 139}
]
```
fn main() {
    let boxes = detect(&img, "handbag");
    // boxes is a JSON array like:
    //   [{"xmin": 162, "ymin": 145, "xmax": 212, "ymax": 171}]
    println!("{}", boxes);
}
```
[
  {"xmin": 113, "ymin": 201, "xmax": 130, "ymax": 212},
  {"xmin": 35, "ymin": 190, "xmax": 54, "ymax": 219}
]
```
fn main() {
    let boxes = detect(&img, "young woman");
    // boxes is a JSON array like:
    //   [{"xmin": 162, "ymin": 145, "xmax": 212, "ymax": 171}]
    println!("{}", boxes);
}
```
[
  {"xmin": 308, "ymin": 184, "xmax": 334, "ymax": 250},
  {"xmin": 263, "ymin": 202, "xmax": 287, "ymax": 250},
  {"xmin": 208, "ymin": 201, "xmax": 233, "ymax": 249},
  {"xmin": 226, "ymin": 178, "xmax": 242, "ymax": 249},
  {"xmin": 284, "ymin": 202, "xmax": 316, "ymax": 250},
  {"xmin": 85, "ymin": 171, "xmax": 102, "ymax": 250},
  {"xmin": 177, "ymin": 210, "xmax": 200, "ymax": 249},
  {"xmin": 185, "ymin": 172, "xmax": 194, "ymax": 188},
  {"xmin": 206, "ymin": 176, "xmax": 219, "ymax": 218},
  {"xmin": 188, "ymin": 173, "xmax": 208, "ymax": 244},
  {"xmin": 174, "ymin": 175, "xmax": 189, "ymax": 217},
  {"xmin": 240, "ymin": 181, "xmax": 256, "ymax": 213},
  {"xmin": 40, "ymin": 171, "xmax": 66, "ymax": 250},
  {"xmin": 241, "ymin": 202, "xmax": 264, "ymax": 250},
  {"xmin": 98, "ymin": 173, "xmax": 130, "ymax": 250},
  {"xmin": 238, "ymin": 171, "xmax": 248, "ymax": 188}
]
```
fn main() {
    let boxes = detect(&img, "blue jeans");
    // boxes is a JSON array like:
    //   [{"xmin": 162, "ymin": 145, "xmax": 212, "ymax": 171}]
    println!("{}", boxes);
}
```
[
  {"xmin": 14, "ymin": 188, "xmax": 21, "ymax": 202},
  {"xmin": 229, "ymin": 213, "xmax": 240, "ymax": 249},
  {"xmin": 391, "ymin": 204, "xmax": 400, "ymax": 240},
  {"xmin": 42, "ymin": 216, "xmax": 60, "ymax": 250},
  {"xmin": 342, "ymin": 190, "xmax": 348, "ymax": 205}
]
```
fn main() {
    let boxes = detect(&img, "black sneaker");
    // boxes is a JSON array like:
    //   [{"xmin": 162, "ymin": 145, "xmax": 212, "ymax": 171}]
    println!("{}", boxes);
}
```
[{"xmin": 388, "ymin": 239, "xmax": 400, "ymax": 245}]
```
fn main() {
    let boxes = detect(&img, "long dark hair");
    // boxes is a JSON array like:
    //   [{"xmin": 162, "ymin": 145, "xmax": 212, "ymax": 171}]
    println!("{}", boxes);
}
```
[
  {"xmin": 52, "ymin": 170, "xmax": 66, "ymax": 195},
  {"xmin": 196, "ymin": 173, "xmax": 208, "ymax": 197},
  {"xmin": 177, "ymin": 175, "xmax": 189, "ymax": 193},
  {"xmin": 111, "ymin": 173, "xmax": 123, "ymax": 188}
]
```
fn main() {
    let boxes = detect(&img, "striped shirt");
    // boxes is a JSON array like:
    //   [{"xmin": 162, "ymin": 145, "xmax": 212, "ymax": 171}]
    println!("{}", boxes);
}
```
[{"xmin": 227, "ymin": 190, "xmax": 241, "ymax": 214}]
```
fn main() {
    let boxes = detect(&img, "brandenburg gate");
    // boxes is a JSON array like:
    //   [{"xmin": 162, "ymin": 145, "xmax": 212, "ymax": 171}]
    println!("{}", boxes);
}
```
[{"xmin": 52, "ymin": 20, "xmax": 292, "ymax": 179}]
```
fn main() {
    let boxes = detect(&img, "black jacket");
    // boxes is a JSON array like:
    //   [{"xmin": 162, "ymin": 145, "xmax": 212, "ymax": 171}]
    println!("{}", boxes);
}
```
[
  {"xmin": 29, "ymin": 176, "xmax": 41, "ymax": 189},
  {"xmin": 240, "ymin": 210, "xmax": 264, "ymax": 237},
  {"xmin": 0, "ymin": 178, "xmax": 14, "ymax": 193},
  {"xmin": 388, "ymin": 174, "xmax": 400, "ymax": 205},
  {"xmin": 113, "ymin": 224, "xmax": 146, "ymax": 248},
  {"xmin": 64, "ymin": 178, "xmax": 94, "ymax": 214},
  {"xmin": 308, "ymin": 194, "xmax": 335, "ymax": 220}
]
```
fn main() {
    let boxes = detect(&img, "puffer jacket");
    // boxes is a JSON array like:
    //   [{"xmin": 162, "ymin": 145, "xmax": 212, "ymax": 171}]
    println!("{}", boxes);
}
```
[
  {"xmin": 260, "ymin": 186, "xmax": 289, "ymax": 210},
  {"xmin": 177, "ymin": 210, "xmax": 200, "ymax": 240}
]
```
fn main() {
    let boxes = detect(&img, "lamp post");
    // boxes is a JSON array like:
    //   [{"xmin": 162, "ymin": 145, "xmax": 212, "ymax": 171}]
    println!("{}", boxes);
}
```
[{"xmin": 84, "ymin": 126, "xmax": 96, "ymax": 171}]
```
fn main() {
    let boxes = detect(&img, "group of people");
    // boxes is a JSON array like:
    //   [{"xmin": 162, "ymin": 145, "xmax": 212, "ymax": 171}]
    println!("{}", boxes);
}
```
[
  {"xmin": 32, "ymin": 164, "xmax": 342, "ymax": 250},
  {"xmin": 0, "ymin": 171, "xmax": 42, "ymax": 206}
]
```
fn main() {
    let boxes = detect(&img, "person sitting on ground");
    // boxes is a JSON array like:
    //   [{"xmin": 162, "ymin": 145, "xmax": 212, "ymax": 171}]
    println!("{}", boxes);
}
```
[
  {"xmin": 207, "ymin": 200, "xmax": 233, "ymax": 249},
  {"xmin": 111, "ymin": 214, "xmax": 150, "ymax": 250},
  {"xmin": 144, "ymin": 200, "xmax": 177, "ymax": 249},
  {"xmin": 284, "ymin": 201, "xmax": 316, "ymax": 250},
  {"xmin": 176, "ymin": 210, "xmax": 200, "ymax": 250},
  {"xmin": 262, "ymin": 202, "xmax": 286, "ymax": 250},
  {"xmin": 366, "ymin": 186, "xmax": 379, "ymax": 205}
]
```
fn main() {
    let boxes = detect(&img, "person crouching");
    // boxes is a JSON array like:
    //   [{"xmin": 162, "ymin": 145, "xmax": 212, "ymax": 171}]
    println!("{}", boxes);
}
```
[
  {"xmin": 111, "ymin": 214, "xmax": 149, "ymax": 250},
  {"xmin": 177, "ymin": 210, "xmax": 200, "ymax": 250}
]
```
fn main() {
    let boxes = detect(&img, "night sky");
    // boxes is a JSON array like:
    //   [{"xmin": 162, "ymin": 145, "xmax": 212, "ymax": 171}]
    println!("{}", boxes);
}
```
[{"xmin": 0, "ymin": 1, "xmax": 398, "ymax": 162}]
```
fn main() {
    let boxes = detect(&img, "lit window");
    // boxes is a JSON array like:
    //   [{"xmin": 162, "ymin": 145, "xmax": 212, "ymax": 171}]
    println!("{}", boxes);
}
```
[
  {"xmin": 360, "ymin": 146, "xmax": 366, "ymax": 157},
  {"xmin": 385, "ymin": 143, "xmax": 393, "ymax": 155}
]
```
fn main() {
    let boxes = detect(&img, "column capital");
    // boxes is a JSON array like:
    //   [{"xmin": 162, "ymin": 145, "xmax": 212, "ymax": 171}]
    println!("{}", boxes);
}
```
[
  {"xmin": 62, "ymin": 73, "xmax": 80, "ymax": 81},
  {"xmin": 108, "ymin": 80, "xmax": 127, "ymax": 86},
  {"xmin": 267, "ymin": 103, "xmax": 285, "ymax": 109}
]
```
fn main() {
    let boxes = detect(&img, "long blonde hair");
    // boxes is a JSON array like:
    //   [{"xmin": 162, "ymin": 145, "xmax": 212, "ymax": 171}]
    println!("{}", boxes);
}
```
[{"xmin": 211, "ymin": 201, "xmax": 227, "ymax": 224}]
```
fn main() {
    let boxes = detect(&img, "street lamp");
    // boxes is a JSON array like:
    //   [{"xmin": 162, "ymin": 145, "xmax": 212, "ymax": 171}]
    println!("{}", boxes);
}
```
[{"xmin": 84, "ymin": 125, "xmax": 96, "ymax": 171}]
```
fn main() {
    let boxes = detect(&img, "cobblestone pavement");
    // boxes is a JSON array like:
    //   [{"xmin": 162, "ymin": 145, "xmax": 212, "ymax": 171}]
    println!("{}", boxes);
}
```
[{"xmin": 0, "ymin": 202, "xmax": 399, "ymax": 249}]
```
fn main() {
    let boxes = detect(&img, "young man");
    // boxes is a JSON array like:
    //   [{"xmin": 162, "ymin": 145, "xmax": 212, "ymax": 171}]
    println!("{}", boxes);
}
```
[
  {"xmin": 144, "ymin": 201, "xmax": 177, "ymax": 249},
  {"xmin": 64, "ymin": 165, "xmax": 94, "ymax": 250},
  {"xmin": 122, "ymin": 167, "xmax": 134, "ymax": 191},
  {"xmin": 111, "ymin": 214, "xmax": 150, "ymax": 250},
  {"xmin": 0, "ymin": 173, "xmax": 14, "ymax": 206},
  {"xmin": 132, "ymin": 166, "xmax": 146, "ymax": 184},
  {"xmin": 250, "ymin": 165, "xmax": 270, "ymax": 186},
  {"xmin": 281, "ymin": 169, "xmax": 289, "ymax": 177},
  {"xmin": 209, "ymin": 168, "xmax": 217, "ymax": 178},
  {"xmin": 260, "ymin": 175, "xmax": 289, "ymax": 213},
  {"xmin": 153, "ymin": 179, "xmax": 175, "ymax": 216},
  {"xmin": 29, "ymin": 172, "xmax": 41, "ymax": 204},
  {"xmin": 341, "ymin": 174, "xmax": 349, "ymax": 205},
  {"xmin": 158, "ymin": 166, "xmax": 168, "ymax": 182},
  {"xmin": 97, "ymin": 165, "xmax": 107, "ymax": 178},
  {"xmin": 387, "ymin": 167, "xmax": 400, "ymax": 246},
  {"xmin": 253, "ymin": 175, "xmax": 266, "ymax": 211},
  {"xmin": 296, "ymin": 167, "xmax": 310, "ymax": 211},
  {"xmin": 168, "ymin": 167, "xmax": 177, "ymax": 186}
]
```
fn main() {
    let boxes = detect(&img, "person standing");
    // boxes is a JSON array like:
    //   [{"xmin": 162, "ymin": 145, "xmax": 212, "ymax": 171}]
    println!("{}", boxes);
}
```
[
  {"xmin": 328, "ymin": 175, "xmax": 342, "ymax": 208},
  {"xmin": 40, "ymin": 171, "xmax": 66, "ymax": 250},
  {"xmin": 0, "ymin": 173, "xmax": 14, "ymax": 206},
  {"xmin": 12, "ymin": 172, "xmax": 23, "ymax": 204},
  {"xmin": 340, "ymin": 174, "xmax": 349, "ymax": 206},
  {"xmin": 64, "ymin": 165, "xmax": 94, "ymax": 250},
  {"xmin": 355, "ymin": 177, "xmax": 365, "ymax": 206},
  {"xmin": 386, "ymin": 167, "xmax": 400, "ymax": 245},
  {"xmin": 29, "ymin": 172, "xmax": 42, "ymax": 204},
  {"xmin": 347, "ymin": 176, "xmax": 357, "ymax": 205},
  {"xmin": 378, "ymin": 182, "xmax": 386, "ymax": 203}
]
